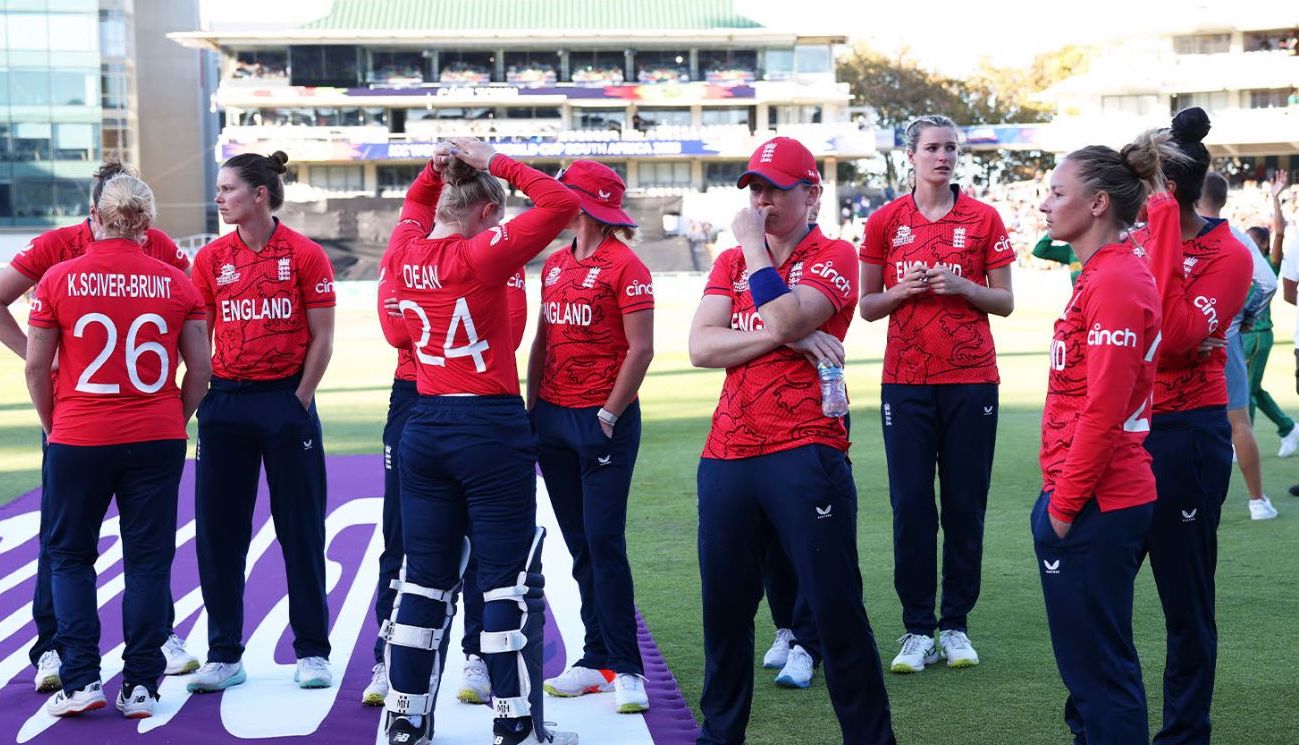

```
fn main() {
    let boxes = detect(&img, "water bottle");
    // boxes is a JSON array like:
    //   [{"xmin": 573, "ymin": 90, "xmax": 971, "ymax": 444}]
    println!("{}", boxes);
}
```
[{"xmin": 818, "ymin": 362, "xmax": 848, "ymax": 418}]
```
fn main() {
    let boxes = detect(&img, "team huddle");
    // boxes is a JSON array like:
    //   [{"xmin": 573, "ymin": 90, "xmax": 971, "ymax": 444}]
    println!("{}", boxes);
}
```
[{"xmin": 0, "ymin": 103, "xmax": 1252, "ymax": 745}]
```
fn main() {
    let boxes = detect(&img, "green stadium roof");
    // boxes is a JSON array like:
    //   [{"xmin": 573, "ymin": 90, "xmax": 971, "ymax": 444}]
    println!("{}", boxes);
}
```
[{"xmin": 299, "ymin": 0, "xmax": 764, "ymax": 32}]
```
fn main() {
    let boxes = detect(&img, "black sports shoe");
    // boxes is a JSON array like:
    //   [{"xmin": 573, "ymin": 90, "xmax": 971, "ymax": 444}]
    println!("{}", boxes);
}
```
[
  {"xmin": 492, "ymin": 717, "xmax": 579, "ymax": 744},
  {"xmin": 1288, "ymin": 483, "xmax": 1299, "ymax": 497},
  {"xmin": 386, "ymin": 715, "xmax": 428, "ymax": 745}
]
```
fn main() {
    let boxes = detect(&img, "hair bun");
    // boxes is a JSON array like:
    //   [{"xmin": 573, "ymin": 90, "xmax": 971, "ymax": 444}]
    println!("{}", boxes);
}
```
[
  {"xmin": 1119, "ymin": 140, "xmax": 1161, "ymax": 182},
  {"xmin": 443, "ymin": 157, "xmax": 479, "ymax": 187},
  {"xmin": 1170, "ymin": 107, "xmax": 1211, "ymax": 144},
  {"xmin": 269, "ymin": 150, "xmax": 289, "ymax": 173}
]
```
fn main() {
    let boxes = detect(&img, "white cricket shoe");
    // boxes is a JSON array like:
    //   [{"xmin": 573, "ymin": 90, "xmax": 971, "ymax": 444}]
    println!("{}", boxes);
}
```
[
  {"xmin": 890, "ymin": 633, "xmax": 939, "ymax": 673},
  {"xmin": 362, "ymin": 661, "xmax": 387, "ymax": 706},
  {"xmin": 543, "ymin": 665, "xmax": 614, "ymax": 697},
  {"xmin": 186, "ymin": 661, "xmax": 246, "ymax": 693},
  {"xmin": 162, "ymin": 633, "xmax": 200, "ymax": 675},
  {"xmin": 774, "ymin": 644, "xmax": 815, "ymax": 688},
  {"xmin": 45, "ymin": 680, "xmax": 106, "ymax": 717},
  {"xmin": 939, "ymin": 630, "xmax": 980, "ymax": 668},
  {"xmin": 115, "ymin": 684, "xmax": 157, "ymax": 719},
  {"xmin": 1250, "ymin": 495, "xmax": 1279, "ymax": 521},
  {"xmin": 456, "ymin": 654, "xmax": 492, "ymax": 704},
  {"xmin": 1280, "ymin": 428, "xmax": 1299, "ymax": 458},
  {"xmin": 295, "ymin": 656, "xmax": 332, "ymax": 688},
  {"xmin": 761, "ymin": 628, "xmax": 795, "ymax": 669},
  {"xmin": 33, "ymin": 649, "xmax": 60, "ymax": 693},
  {"xmin": 614, "ymin": 673, "xmax": 649, "ymax": 713}
]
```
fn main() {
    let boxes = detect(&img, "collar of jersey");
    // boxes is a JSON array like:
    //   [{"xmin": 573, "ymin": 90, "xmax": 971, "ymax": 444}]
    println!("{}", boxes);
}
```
[
  {"xmin": 763, "ymin": 224, "xmax": 822, "ymax": 269},
  {"xmin": 566, "ymin": 233, "xmax": 622, "ymax": 265},
  {"xmin": 86, "ymin": 237, "xmax": 146, "ymax": 255},
  {"xmin": 231, "ymin": 217, "xmax": 283, "ymax": 253}
]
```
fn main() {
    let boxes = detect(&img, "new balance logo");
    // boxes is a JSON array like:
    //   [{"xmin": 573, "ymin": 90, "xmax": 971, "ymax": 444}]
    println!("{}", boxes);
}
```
[
  {"xmin": 597, "ymin": 455, "xmax": 612, "ymax": 466},
  {"xmin": 1043, "ymin": 559, "xmax": 1060, "ymax": 574},
  {"xmin": 393, "ymin": 734, "xmax": 411, "ymax": 744},
  {"xmin": 816, "ymin": 505, "xmax": 832, "ymax": 519},
  {"xmin": 303, "ymin": 439, "xmax": 314, "ymax": 451},
  {"xmin": 983, "ymin": 405, "xmax": 994, "ymax": 416},
  {"xmin": 1181, "ymin": 509, "xmax": 1198, "ymax": 522}
]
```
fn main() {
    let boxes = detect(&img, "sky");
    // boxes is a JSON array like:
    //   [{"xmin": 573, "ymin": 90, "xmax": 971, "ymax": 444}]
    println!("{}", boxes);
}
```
[{"xmin": 198, "ymin": 0, "xmax": 1294, "ymax": 77}]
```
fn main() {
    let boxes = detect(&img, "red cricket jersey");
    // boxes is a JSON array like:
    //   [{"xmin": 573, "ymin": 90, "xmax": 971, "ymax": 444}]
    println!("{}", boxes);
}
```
[
  {"xmin": 1133, "ymin": 194, "xmax": 1252, "ymax": 414},
  {"xmin": 10, "ymin": 220, "xmax": 189, "ymax": 281},
  {"xmin": 191, "ymin": 221, "xmax": 336, "ymax": 381},
  {"xmin": 1040, "ymin": 242, "xmax": 1162, "ymax": 522},
  {"xmin": 383, "ymin": 156, "xmax": 579, "ymax": 396},
  {"xmin": 28, "ymin": 239, "xmax": 204, "ymax": 446},
  {"xmin": 536, "ymin": 235, "xmax": 654, "ymax": 408},
  {"xmin": 701, "ymin": 227, "xmax": 858, "ymax": 459},
  {"xmin": 859, "ymin": 187, "xmax": 1014, "ymax": 384}
]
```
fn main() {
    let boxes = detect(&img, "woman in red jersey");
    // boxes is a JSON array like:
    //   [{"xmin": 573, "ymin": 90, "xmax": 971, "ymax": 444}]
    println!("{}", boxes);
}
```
[
  {"xmin": 1034, "ymin": 135, "xmax": 1176, "ymax": 745},
  {"xmin": 188, "ymin": 151, "xmax": 338, "ymax": 694},
  {"xmin": 0, "ymin": 160, "xmax": 198, "ymax": 693},
  {"xmin": 25, "ymin": 174, "xmax": 210, "ymax": 719},
  {"xmin": 378, "ymin": 137, "xmax": 580, "ymax": 745},
  {"xmin": 528, "ymin": 160, "xmax": 654, "ymax": 714},
  {"xmin": 858, "ymin": 114, "xmax": 1014, "ymax": 672},
  {"xmin": 1138, "ymin": 107, "xmax": 1253, "ymax": 745}
]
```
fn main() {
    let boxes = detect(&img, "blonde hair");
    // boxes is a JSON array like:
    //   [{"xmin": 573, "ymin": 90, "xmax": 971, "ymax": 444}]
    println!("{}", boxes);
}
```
[
  {"xmin": 436, "ymin": 158, "xmax": 507, "ymax": 224},
  {"xmin": 905, "ymin": 114, "xmax": 960, "ymax": 153},
  {"xmin": 95, "ymin": 174, "xmax": 156, "ymax": 241}
]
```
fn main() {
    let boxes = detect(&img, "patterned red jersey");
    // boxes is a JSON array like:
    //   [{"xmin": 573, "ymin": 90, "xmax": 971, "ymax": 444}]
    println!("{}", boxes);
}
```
[
  {"xmin": 1040, "ymin": 242, "xmax": 1162, "ymax": 522},
  {"xmin": 192, "ymin": 221, "xmax": 336, "ymax": 381},
  {"xmin": 10, "ymin": 220, "xmax": 189, "ymax": 281},
  {"xmin": 859, "ymin": 187, "xmax": 1014, "ymax": 384},
  {"xmin": 1133, "ymin": 194, "xmax": 1252, "ymax": 414},
  {"xmin": 537, "ymin": 235, "xmax": 654, "ymax": 408},
  {"xmin": 381, "ymin": 267, "xmax": 528, "ymax": 382},
  {"xmin": 701, "ymin": 227, "xmax": 858, "ymax": 459},
  {"xmin": 28, "ymin": 239, "xmax": 204, "ymax": 446},
  {"xmin": 383, "ymin": 156, "xmax": 579, "ymax": 396}
]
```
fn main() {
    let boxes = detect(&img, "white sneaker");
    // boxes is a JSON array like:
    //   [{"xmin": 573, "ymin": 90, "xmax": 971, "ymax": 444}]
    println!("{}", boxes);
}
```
[
  {"xmin": 543, "ymin": 665, "xmax": 614, "ymax": 697},
  {"xmin": 938, "ymin": 630, "xmax": 980, "ymax": 668},
  {"xmin": 362, "ymin": 662, "xmax": 387, "ymax": 706},
  {"xmin": 45, "ymin": 680, "xmax": 106, "ymax": 717},
  {"xmin": 890, "ymin": 633, "xmax": 939, "ymax": 673},
  {"xmin": 456, "ymin": 654, "xmax": 492, "ymax": 704},
  {"xmin": 761, "ymin": 628, "xmax": 795, "ymax": 669},
  {"xmin": 1280, "ymin": 428, "xmax": 1299, "ymax": 458},
  {"xmin": 295, "ymin": 656, "xmax": 332, "ymax": 689},
  {"xmin": 115, "ymin": 684, "xmax": 156, "ymax": 719},
  {"xmin": 162, "ymin": 633, "xmax": 200, "ymax": 675},
  {"xmin": 33, "ymin": 649, "xmax": 60, "ymax": 693},
  {"xmin": 774, "ymin": 644, "xmax": 815, "ymax": 688},
  {"xmin": 186, "ymin": 661, "xmax": 246, "ymax": 693},
  {"xmin": 1250, "ymin": 495, "xmax": 1279, "ymax": 521},
  {"xmin": 614, "ymin": 672, "xmax": 649, "ymax": 713}
]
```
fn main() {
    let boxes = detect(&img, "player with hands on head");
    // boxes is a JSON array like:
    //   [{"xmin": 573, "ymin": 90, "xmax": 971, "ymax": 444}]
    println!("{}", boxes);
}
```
[
  {"xmin": 378, "ymin": 137, "xmax": 581, "ymax": 745},
  {"xmin": 857, "ymin": 115, "xmax": 1014, "ymax": 674},
  {"xmin": 25, "ymin": 174, "xmax": 210, "ymax": 719},
  {"xmin": 690, "ymin": 136, "xmax": 896, "ymax": 745}
]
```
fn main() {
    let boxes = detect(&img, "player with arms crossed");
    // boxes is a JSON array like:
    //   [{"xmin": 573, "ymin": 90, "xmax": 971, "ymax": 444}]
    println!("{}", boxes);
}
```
[
  {"xmin": 188, "ymin": 151, "xmax": 337, "ymax": 693},
  {"xmin": 689, "ymin": 137, "xmax": 896, "ymax": 745},
  {"xmin": 857, "ymin": 115, "xmax": 1014, "ymax": 673},
  {"xmin": 24, "ymin": 174, "xmax": 211, "ymax": 718},
  {"xmin": 378, "ymin": 137, "xmax": 580, "ymax": 745}
]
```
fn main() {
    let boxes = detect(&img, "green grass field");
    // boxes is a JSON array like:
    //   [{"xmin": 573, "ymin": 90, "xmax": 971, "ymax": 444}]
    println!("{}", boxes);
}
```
[{"xmin": 3, "ymin": 269, "xmax": 1299, "ymax": 744}]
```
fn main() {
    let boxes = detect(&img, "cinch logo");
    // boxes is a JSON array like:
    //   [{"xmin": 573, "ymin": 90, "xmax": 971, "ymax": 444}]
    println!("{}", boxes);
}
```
[
  {"xmin": 544, "ymin": 266, "xmax": 561, "ymax": 287},
  {"xmin": 952, "ymin": 228, "xmax": 966, "ymax": 249},
  {"xmin": 759, "ymin": 141, "xmax": 778, "ymax": 163},
  {"xmin": 1087, "ymin": 324, "xmax": 1138, "ymax": 348},
  {"xmin": 625, "ymin": 279, "xmax": 653, "ymax": 297},
  {"xmin": 581, "ymin": 267, "xmax": 601, "ymax": 288},
  {"xmin": 788, "ymin": 261, "xmax": 804, "ymax": 287},
  {"xmin": 993, "ymin": 235, "xmax": 1012, "ymax": 253},
  {"xmin": 277, "ymin": 257, "xmax": 291, "ymax": 282},
  {"xmin": 810, "ymin": 260, "xmax": 853, "ymax": 298},
  {"xmin": 892, "ymin": 225, "xmax": 915, "ymax": 247},
  {"xmin": 29, "ymin": 297, "xmax": 42, "ymax": 313},
  {"xmin": 1043, "ymin": 559, "xmax": 1060, "ymax": 575},
  {"xmin": 17, "ymin": 243, "xmax": 32, "ymax": 256},
  {"xmin": 508, "ymin": 271, "xmax": 525, "ymax": 289},
  {"xmin": 216, "ymin": 263, "xmax": 240, "ymax": 286},
  {"xmin": 1050, "ymin": 339, "xmax": 1067, "ymax": 371},
  {"xmin": 314, "ymin": 278, "xmax": 334, "ymax": 294},
  {"xmin": 176, "ymin": 248, "xmax": 187, "ymax": 261},
  {"xmin": 1193, "ymin": 295, "xmax": 1219, "ymax": 333}
]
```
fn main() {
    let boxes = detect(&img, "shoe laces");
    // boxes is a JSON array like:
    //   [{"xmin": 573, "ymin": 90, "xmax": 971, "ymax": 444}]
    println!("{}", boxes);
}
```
[
  {"xmin": 465, "ymin": 657, "xmax": 489, "ymax": 680},
  {"xmin": 369, "ymin": 662, "xmax": 386, "ymax": 684},
  {"xmin": 196, "ymin": 661, "xmax": 229, "ymax": 676},
  {"xmin": 942, "ymin": 631, "xmax": 972, "ymax": 651},
  {"xmin": 774, "ymin": 628, "xmax": 795, "ymax": 646},
  {"xmin": 299, "ymin": 656, "xmax": 330, "ymax": 675},
  {"xmin": 164, "ymin": 634, "xmax": 187, "ymax": 654},
  {"xmin": 38, "ymin": 650, "xmax": 59, "ymax": 668},
  {"xmin": 897, "ymin": 633, "xmax": 932, "ymax": 656},
  {"xmin": 615, "ymin": 673, "xmax": 644, "ymax": 691},
  {"xmin": 787, "ymin": 645, "xmax": 813, "ymax": 666}
]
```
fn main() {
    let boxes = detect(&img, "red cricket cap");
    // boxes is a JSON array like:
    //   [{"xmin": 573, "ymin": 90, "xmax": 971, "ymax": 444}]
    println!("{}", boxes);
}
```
[
  {"xmin": 557, "ymin": 160, "xmax": 637, "ymax": 227},
  {"xmin": 737, "ymin": 136, "xmax": 821, "ymax": 190}
]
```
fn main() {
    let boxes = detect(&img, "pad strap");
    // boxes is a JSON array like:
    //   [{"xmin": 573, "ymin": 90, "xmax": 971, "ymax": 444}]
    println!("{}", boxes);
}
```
[
  {"xmin": 480, "ymin": 629, "xmax": 528, "ymax": 653},
  {"xmin": 380, "ymin": 620, "xmax": 444, "ymax": 651},
  {"xmin": 492, "ymin": 695, "xmax": 531, "ymax": 719},
  {"xmin": 384, "ymin": 688, "xmax": 433, "ymax": 716}
]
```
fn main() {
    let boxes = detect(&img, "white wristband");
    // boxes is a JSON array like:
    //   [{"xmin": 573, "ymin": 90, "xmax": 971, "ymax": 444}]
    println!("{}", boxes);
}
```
[{"xmin": 597, "ymin": 408, "xmax": 618, "ymax": 426}]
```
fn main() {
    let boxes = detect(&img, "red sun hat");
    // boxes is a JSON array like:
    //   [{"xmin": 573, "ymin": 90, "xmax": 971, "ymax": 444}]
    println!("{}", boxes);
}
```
[
  {"xmin": 737, "ymin": 136, "xmax": 821, "ymax": 190},
  {"xmin": 557, "ymin": 160, "xmax": 637, "ymax": 228}
]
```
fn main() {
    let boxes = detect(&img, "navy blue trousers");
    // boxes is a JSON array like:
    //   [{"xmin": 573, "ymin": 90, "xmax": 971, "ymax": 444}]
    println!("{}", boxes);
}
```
[
  {"xmin": 762, "ymin": 544, "xmax": 821, "ymax": 663},
  {"xmin": 45, "ymin": 440, "xmax": 184, "ymax": 696},
  {"xmin": 1145, "ymin": 407, "xmax": 1232, "ymax": 745},
  {"xmin": 195, "ymin": 375, "xmax": 330, "ymax": 663},
  {"xmin": 392, "ymin": 395, "xmax": 540, "ymax": 727},
  {"xmin": 534, "ymin": 398, "xmax": 643, "ymax": 675},
  {"xmin": 881, "ymin": 383, "xmax": 997, "ymax": 636},
  {"xmin": 697, "ymin": 445, "xmax": 895, "ymax": 745},
  {"xmin": 1033, "ymin": 493, "xmax": 1153, "ymax": 745},
  {"xmin": 373, "ymin": 379, "xmax": 482, "ymax": 663}
]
